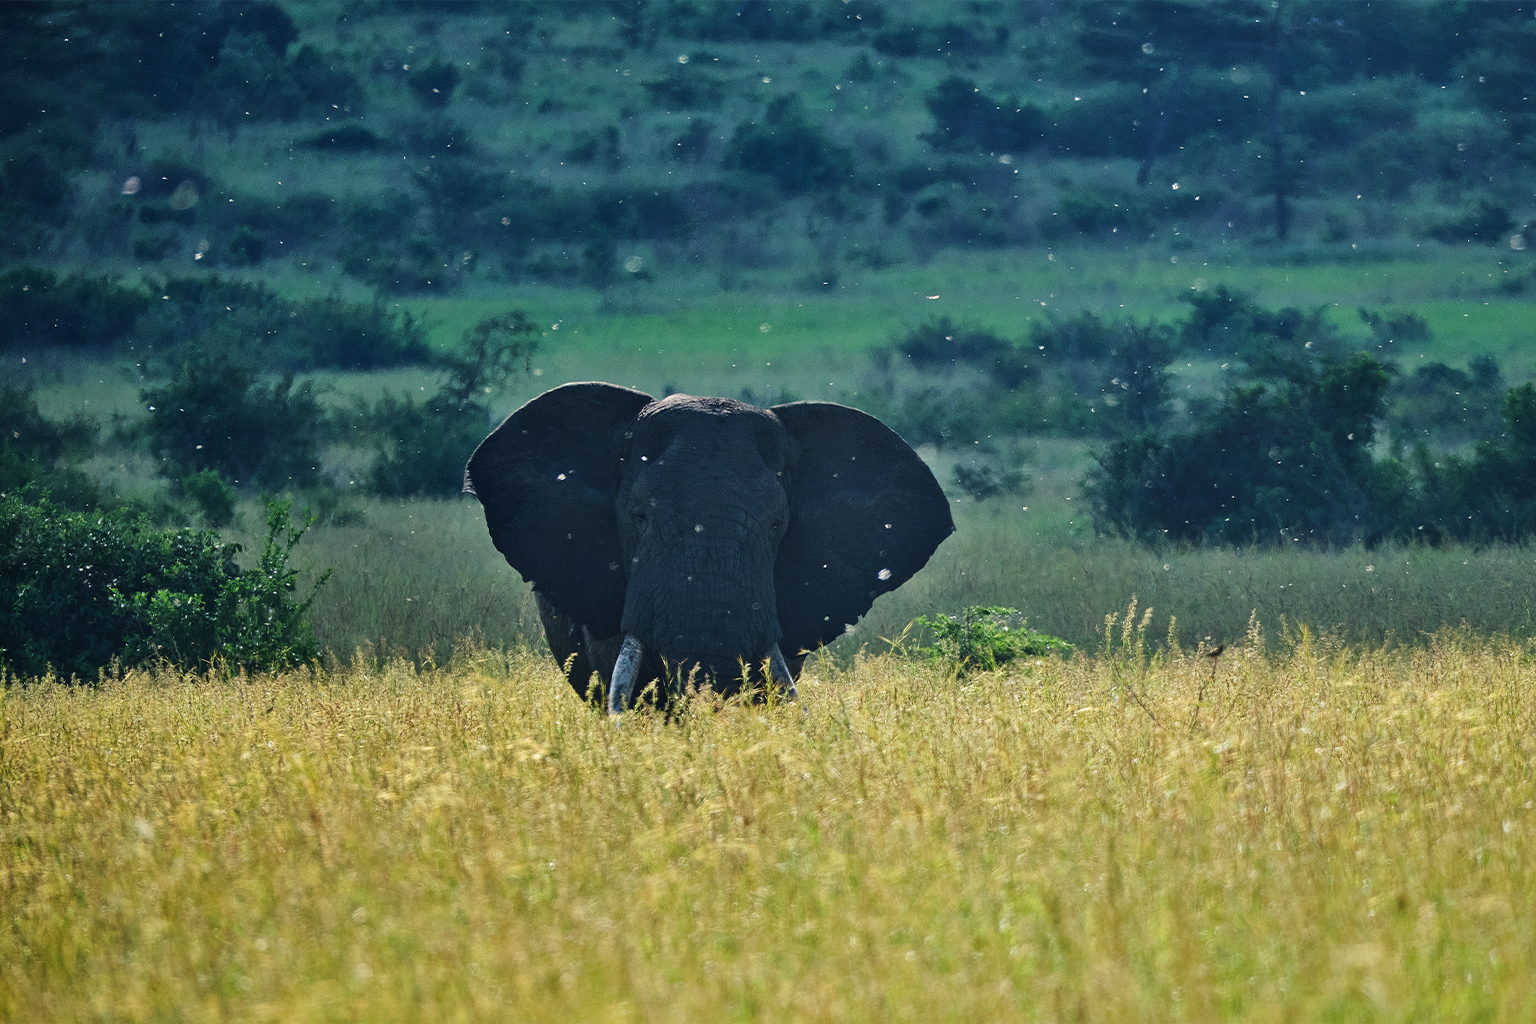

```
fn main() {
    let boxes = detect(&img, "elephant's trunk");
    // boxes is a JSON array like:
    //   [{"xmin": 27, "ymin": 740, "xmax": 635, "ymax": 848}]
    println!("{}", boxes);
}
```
[{"xmin": 608, "ymin": 634, "xmax": 645, "ymax": 715}]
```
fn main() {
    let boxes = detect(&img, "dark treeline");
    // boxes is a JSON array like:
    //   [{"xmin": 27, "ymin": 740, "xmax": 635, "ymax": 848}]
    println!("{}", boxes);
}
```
[
  {"xmin": 865, "ymin": 288, "xmax": 1536, "ymax": 548},
  {"xmin": 2, "ymin": 1, "xmax": 1534, "ymax": 292}
]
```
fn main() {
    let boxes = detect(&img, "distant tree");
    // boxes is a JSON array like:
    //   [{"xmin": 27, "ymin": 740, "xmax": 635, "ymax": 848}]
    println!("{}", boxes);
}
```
[
  {"xmin": 136, "ymin": 348, "xmax": 327, "ymax": 492},
  {"xmin": 922, "ymin": 76, "xmax": 1045, "ymax": 154},
  {"xmin": 1456, "ymin": 15, "xmax": 1536, "ymax": 140},
  {"xmin": 362, "ymin": 311, "xmax": 542, "ymax": 498},
  {"xmin": 0, "ymin": 266, "xmax": 148, "ymax": 351},
  {"xmin": 0, "ymin": 384, "xmax": 101, "ymax": 510},
  {"xmin": 724, "ymin": 95, "xmax": 853, "ymax": 194},
  {"xmin": 1086, "ymin": 352, "xmax": 1401, "ymax": 546}
]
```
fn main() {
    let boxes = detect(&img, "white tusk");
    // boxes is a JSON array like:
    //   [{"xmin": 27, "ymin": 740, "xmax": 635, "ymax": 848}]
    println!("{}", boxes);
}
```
[
  {"xmin": 608, "ymin": 634, "xmax": 644, "ymax": 715},
  {"xmin": 766, "ymin": 643, "xmax": 798, "ymax": 702}
]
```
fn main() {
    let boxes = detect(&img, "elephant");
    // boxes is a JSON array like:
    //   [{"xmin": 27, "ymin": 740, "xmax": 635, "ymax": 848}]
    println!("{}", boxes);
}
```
[{"xmin": 464, "ymin": 382, "xmax": 953, "ymax": 712}]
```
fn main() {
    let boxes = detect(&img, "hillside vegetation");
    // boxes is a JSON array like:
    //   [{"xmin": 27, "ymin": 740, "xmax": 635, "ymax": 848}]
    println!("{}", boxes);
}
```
[{"xmin": 6, "ymin": 1, "xmax": 1536, "ymax": 286}]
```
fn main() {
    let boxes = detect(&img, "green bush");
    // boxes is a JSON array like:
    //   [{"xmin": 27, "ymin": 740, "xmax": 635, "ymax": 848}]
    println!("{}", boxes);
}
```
[
  {"xmin": 1411, "ymin": 383, "xmax": 1536, "ymax": 543},
  {"xmin": 360, "ymin": 311, "xmax": 541, "ymax": 497},
  {"xmin": 887, "ymin": 316, "xmax": 1033, "ymax": 387},
  {"xmin": 1177, "ymin": 286, "xmax": 1346, "ymax": 364},
  {"xmin": 135, "ymin": 348, "xmax": 326, "ymax": 491},
  {"xmin": 408, "ymin": 58, "xmax": 460, "ymax": 108},
  {"xmin": 299, "ymin": 124, "xmax": 384, "ymax": 152},
  {"xmin": 132, "ymin": 276, "xmax": 429, "ymax": 370},
  {"xmin": 0, "ymin": 265, "xmax": 149, "ymax": 351},
  {"xmin": 1085, "ymin": 353, "xmax": 1404, "ymax": 546},
  {"xmin": 922, "ymin": 76, "xmax": 1046, "ymax": 154},
  {"xmin": 642, "ymin": 66, "xmax": 726, "ymax": 109},
  {"xmin": 0, "ymin": 495, "xmax": 325, "ymax": 680},
  {"xmin": 0, "ymin": 143, "xmax": 76, "ymax": 258},
  {"xmin": 1386, "ymin": 357, "xmax": 1504, "ymax": 449},
  {"xmin": 912, "ymin": 606, "xmax": 1071, "ymax": 673},
  {"xmin": 951, "ymin": 451, "xmax": 1030, "ymax": 502},
  {"xmin": 177, "ymin": 469, "xmax": 238, "ymax": 529},
  {"xmin": 0, "ymin": 383, "xmax": 102, "ymax": 510},
  {"xmin": 724, "ymin": 95, "xmax": 853, "ymax": 194},
  {"xmin": 1425, "ymin": 197, "xmax": 1515, "ymax": 244}
]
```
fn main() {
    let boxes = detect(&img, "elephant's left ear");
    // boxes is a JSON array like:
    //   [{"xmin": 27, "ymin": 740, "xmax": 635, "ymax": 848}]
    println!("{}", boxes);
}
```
[
  {"xmin": 465, "ymin": 382, "xmax": 654, "ymax": 636},
  {"xmin": 770, "ymin": 401, "xmax": 954, "ymax": 655}
]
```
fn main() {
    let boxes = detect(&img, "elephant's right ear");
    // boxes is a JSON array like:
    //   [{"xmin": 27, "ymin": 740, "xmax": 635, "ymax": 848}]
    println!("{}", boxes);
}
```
[{"xmin": 465, "ymin": 382, "xmax": 654, "ymax": 636}]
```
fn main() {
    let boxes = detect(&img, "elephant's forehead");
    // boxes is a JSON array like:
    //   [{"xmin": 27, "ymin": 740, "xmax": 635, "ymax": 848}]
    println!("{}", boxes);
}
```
[{"xmin": 633, "ymin": 395, "xmax": 787, "ymax": 460}]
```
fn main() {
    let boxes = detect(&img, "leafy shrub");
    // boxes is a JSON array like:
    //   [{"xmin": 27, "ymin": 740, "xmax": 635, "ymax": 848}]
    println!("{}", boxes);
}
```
[
  {"xmin": 869, "ymin": 313, "xmax": 1178, "ymax": 446},
  {"xmin": 1042, "ymin": 190, "xmax": 1154, "ymax": 239},
  {"xmin": 1425, "ymin": 197, "xmax": 1515, "ymax": 244},
  {"xmin": 1359, "ymin": 307, "xmax": 1431, "ymax": 346},
  {"xmin": 299, "ymin": 124, "xmax": 385, "ymax": 152},
  {"xmin": 564, "ymin": 126, "xmax": 623, "ymax": 169},
  {"xmin": 888, "ymin": 316, "xmax": 1033, "ymax": 387},
  {"xmin": 668, "ymin": 119, "xmax": 716, "ymax": 163},
  {"xmin": 411, "ymin": 156, "xmax": 507, "ymax": 234},
  {"xmin": 360, "ymin": 311, "xmax": 541, "ymax": 497},
  {"xmin": 1085, "ymin": 353, "xmax": 1403, "ymax": 546},
  {"xmin": 912, "ymin": 606, "xmax": 1070, "ymax": 673},
  {"xmin": 1410, "ymin": 383, "xmax": 1536, "ymax": 543},
  {"xmin": 177, "ymin": 469, "xmax": 238, "ymax": 529},
  {"xmin": 1026, "ymin": 313, "xmax": 1178, "ymax": 433},
  {"xmin": 875, "ymin": 21, "xmax": 1004, "ymax": 59},
  {"xmin": 1177, "ymin": 286, "xmax": 1346, "ymax": 364},
  {"xmin": 0, "ymin": 384, "xmax": 102, "ymax": 510},
  {"xmin": 643, "ymin": 66, "xmax": 726, "ymax": 109},
  {"xmin": 1386, "ymin": 357, "xmax": 1504, "ymax": 448},
  {"xmin": 0, "ymin": 266, "xmax": 148, "ymax": 351},
  {"xmin": 0, "ymin": 495, "xmax": 325, "ymax": 680},
  {"xmin": 197, "ymin": 191, "xmax": 341, "ymax": 257},
  {"xmin": 132, "ymin": 276, "xmax": 429, "ymax": 370},
  {"xmin": 951, "ymin": 452, "xmax": 1029, "ymax": 502},
  {"xmin": 724, "ymin": 95, "xmax": 853, "ymax": 194},
  {"xmin": 0, "ymin": 143, "xmax": 75, "ymax": 257},
  {"xmin": 135, "ymin": 348, "xmax": 326, "ymax": 491},
  {"xmin": 922, "ymin": 76, "xmax": 1046, "ymax": 153}
]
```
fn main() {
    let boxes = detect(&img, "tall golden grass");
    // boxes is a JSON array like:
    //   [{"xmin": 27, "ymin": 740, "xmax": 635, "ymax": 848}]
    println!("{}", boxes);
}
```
[{"xmin": 3, "ymin": 620, "xmax": 1532, "ymax": 1021}]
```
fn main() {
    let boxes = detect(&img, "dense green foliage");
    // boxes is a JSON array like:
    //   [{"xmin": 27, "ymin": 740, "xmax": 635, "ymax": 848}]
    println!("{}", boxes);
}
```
[
  {"xmin": 1411, "ymin": 384, "xmax": 1536, "ymax": 544},
  {"xmin": 0, "ymin": 266, "xmax": 148, "ymax": 351},
  {"xmin": 1084, "ymin": 354, "xmax": 1536, "ymax": 548},
  {"xmin": 0, "ymin": 385, "xmax": 102, "ymax": 510},
  {"xmin": 0, "ymin": 267, "xmax": 429, "ymax": 369},
  {"xmin": 134, "ymin": 349, "xmax": 327, "ymax": 492},
  {"xmin": 913, "ymin": 605, "xmax": 1071, "ymax": 671},
  {"xmin": 1086, "ymin": 352, "xmax": 1404, "ymax": 545},
  {"xmin": 5, "ymin": 0, "xmax": 1536, "ymax": 566},
  {"xmin": 0, "ymin": 496, "xmax": 324, "ymax": 680},
  {"xmin": 355, "ymin": 311, "xmax": 541, "ymax": 498}
]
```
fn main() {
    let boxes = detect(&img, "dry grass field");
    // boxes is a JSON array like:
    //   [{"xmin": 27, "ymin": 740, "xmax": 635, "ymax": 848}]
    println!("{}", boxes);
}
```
[{"xmin": 3, "ymin": 619, "xmax": 1533, "ymax": 1022}]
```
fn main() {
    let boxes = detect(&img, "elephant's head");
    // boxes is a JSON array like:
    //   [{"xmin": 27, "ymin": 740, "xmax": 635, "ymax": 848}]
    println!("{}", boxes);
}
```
[{"xmin": 465, "ymin": 382, "xmax": 953, "ymax": 710}]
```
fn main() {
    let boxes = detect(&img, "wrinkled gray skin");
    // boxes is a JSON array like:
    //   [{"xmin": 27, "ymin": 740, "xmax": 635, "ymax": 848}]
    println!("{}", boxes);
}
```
[{"xmin": 465, "ymin": 382, "xmax": 953, "ymax": 711}]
